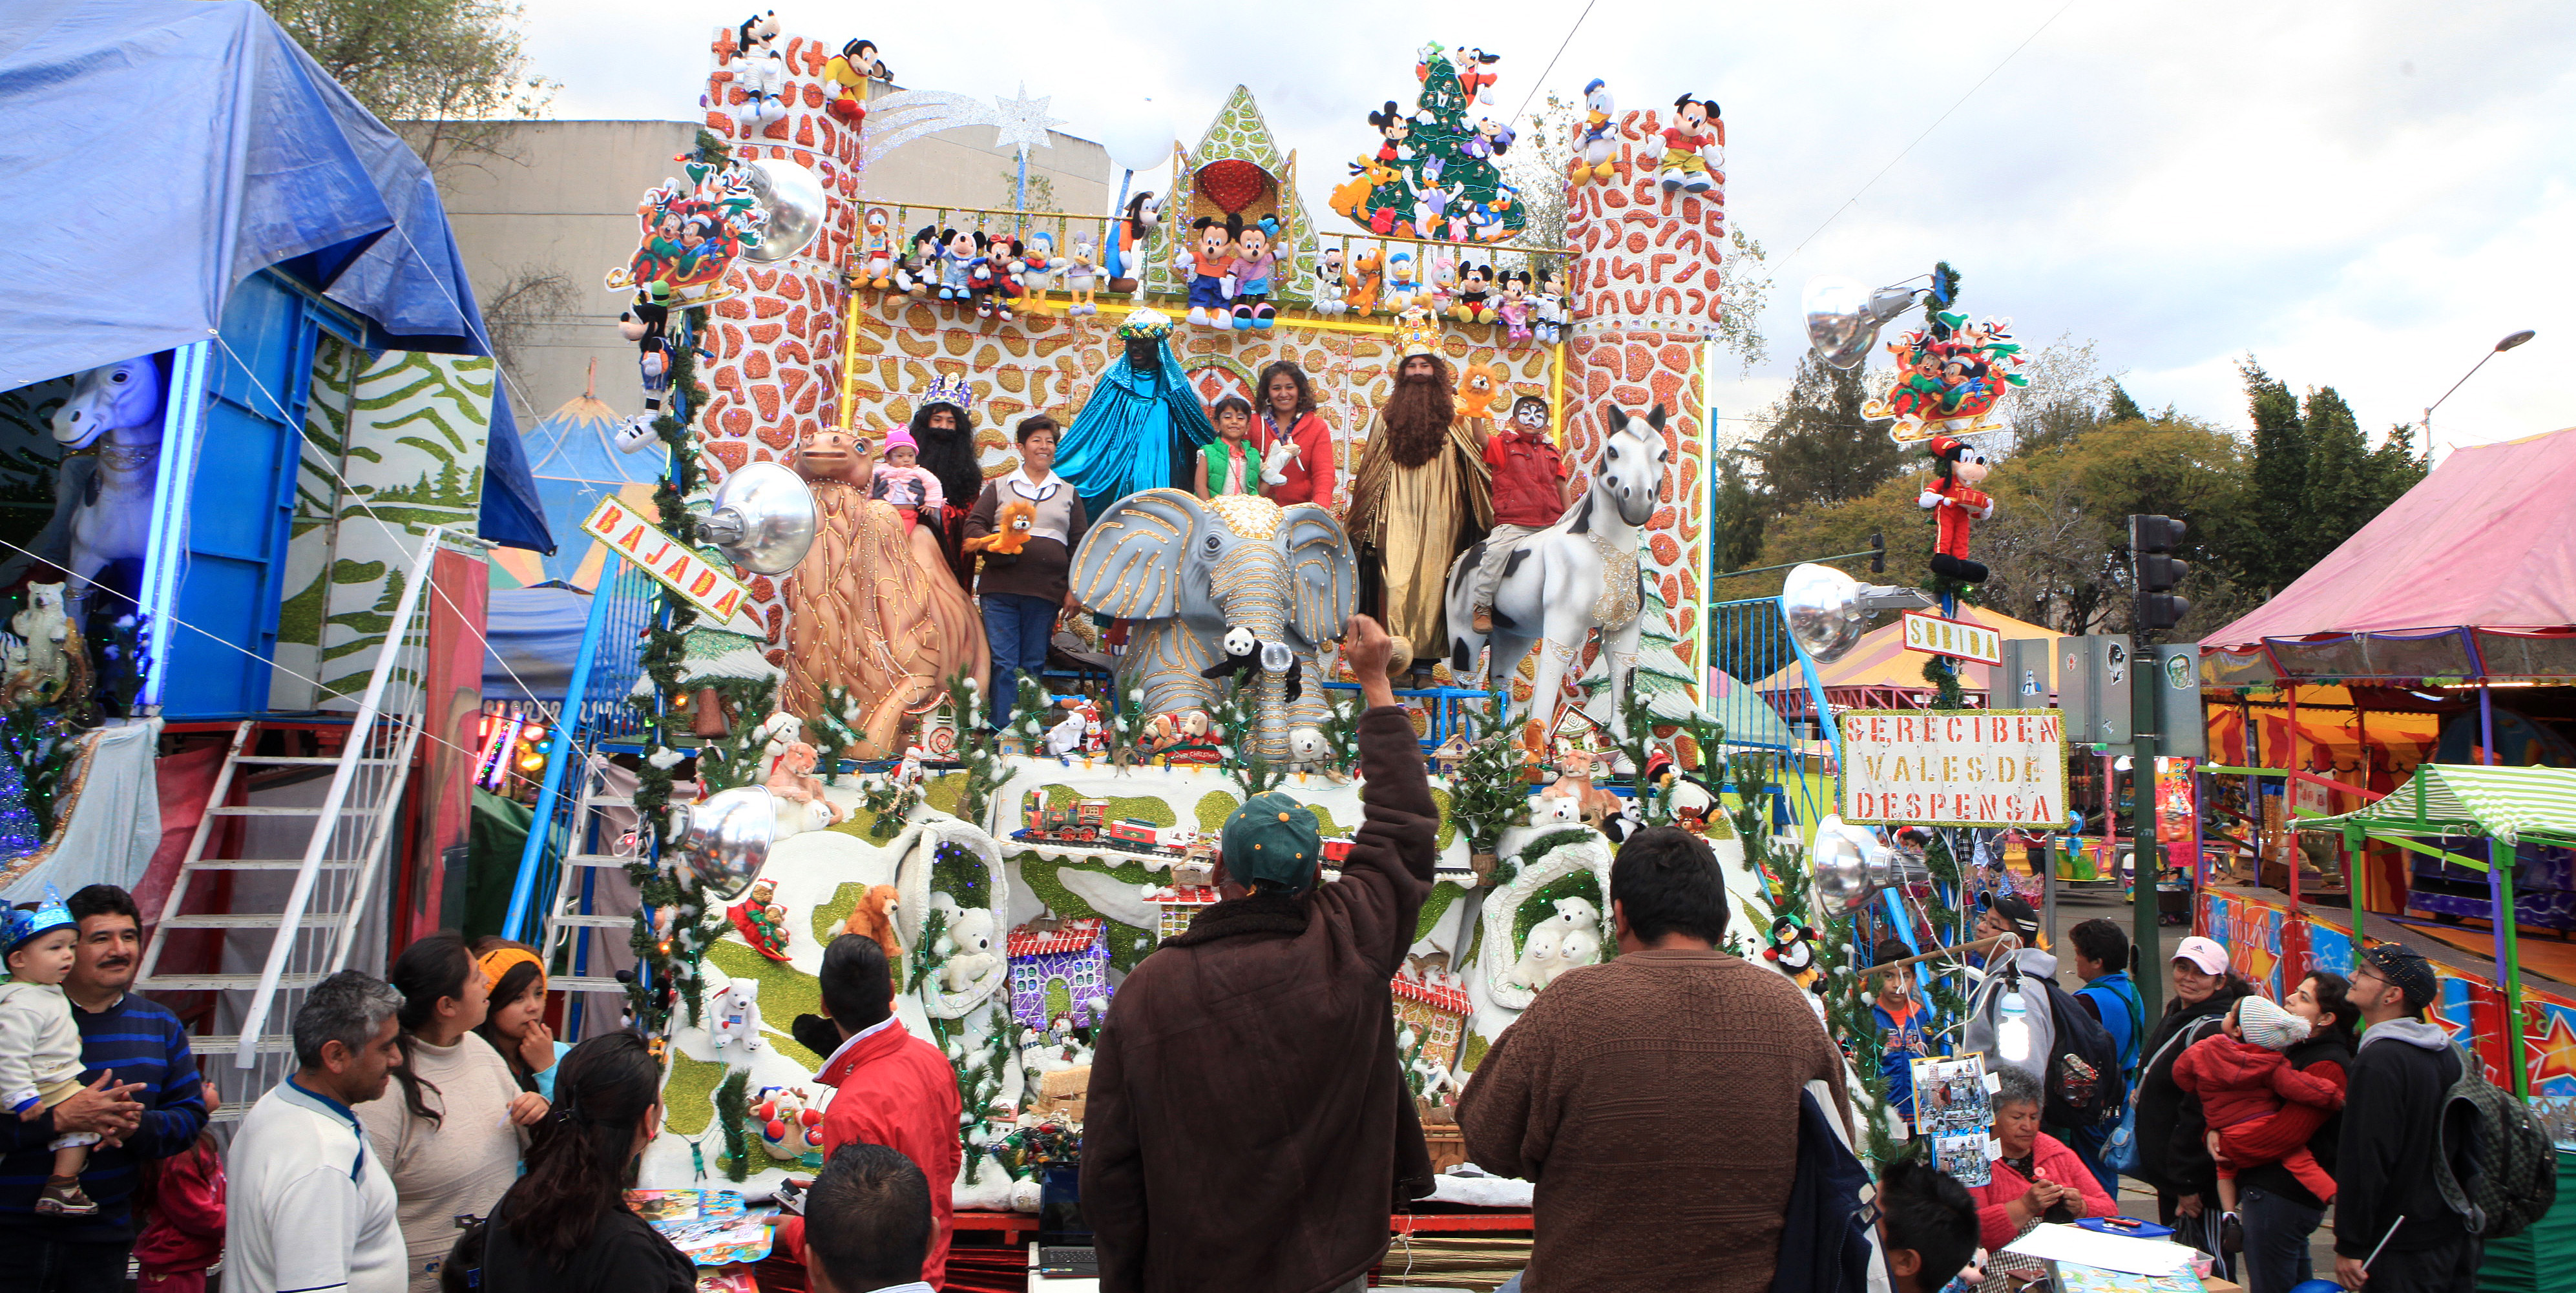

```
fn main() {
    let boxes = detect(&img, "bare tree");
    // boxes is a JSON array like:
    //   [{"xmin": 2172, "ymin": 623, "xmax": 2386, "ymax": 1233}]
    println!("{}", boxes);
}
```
[
  {"xmin": 262, "ymin": 0, "xmax": 556, "ymax": 176},
  {"xmin": 479, "ymin": 265, "xmax": 577, "ymax": 392}
]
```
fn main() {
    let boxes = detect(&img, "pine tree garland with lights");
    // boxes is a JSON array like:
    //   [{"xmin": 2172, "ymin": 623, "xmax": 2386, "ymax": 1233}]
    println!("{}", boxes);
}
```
[
  {"xmin": 805, "ymin": 683, "xmax": 868, "ymax": 784},
  {"xmin": 945, "ymin": 670, "xmax": 1005, "ymax": 831},
  {"xmin": 713, "ymin": 1068, "xmax": 751, "ymax": 1181},
  {"xmin": 1314, "ymin": 683, "xmax": 1365, "ymax": 772},
  {"xmin": 1449, "ymin": 712, "xmax": 1529, "ymax": 869},
  {"xmin": 1210, "ymin": 677, "xmax": 1287, "ymax": 798},
  {"xmin": 618, "ymin": 126, "xmax": 741, "ymax": 1038}
]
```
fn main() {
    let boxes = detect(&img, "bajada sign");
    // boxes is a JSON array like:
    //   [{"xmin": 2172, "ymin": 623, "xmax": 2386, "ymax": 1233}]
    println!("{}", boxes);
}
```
[
  {"xmin": 581, "ymin": 496, "xmax": 749, "ymax": 622},
  {"xmin": 1839, "ymin": 709, "xmax": 2068, "ymax": 828}
]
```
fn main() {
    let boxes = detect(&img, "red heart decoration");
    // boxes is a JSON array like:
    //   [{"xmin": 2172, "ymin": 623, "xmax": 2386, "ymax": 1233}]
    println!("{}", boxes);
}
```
[{"xmin": 1195, "ymin": 159, "xmax": 1271, "ymax": 215}]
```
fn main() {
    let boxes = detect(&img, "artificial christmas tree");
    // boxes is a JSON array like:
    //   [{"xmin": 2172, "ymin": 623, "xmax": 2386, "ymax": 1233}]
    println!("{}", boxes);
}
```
[{"xmin": 1330, "ymin": 43, "xmax": 1527, "ymax": 243}]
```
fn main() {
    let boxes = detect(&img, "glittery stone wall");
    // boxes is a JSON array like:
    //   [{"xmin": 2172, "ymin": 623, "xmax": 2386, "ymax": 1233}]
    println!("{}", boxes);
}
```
[{"xmin": 698, "ymin": 27, "xmax": 863, "ymax": 654}]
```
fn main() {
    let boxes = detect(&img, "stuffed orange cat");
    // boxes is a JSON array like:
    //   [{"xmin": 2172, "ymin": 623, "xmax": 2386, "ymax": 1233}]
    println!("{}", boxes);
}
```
[{"xmin": 964, "ymin": 499, "xmax": 1038, "ymax": 555}]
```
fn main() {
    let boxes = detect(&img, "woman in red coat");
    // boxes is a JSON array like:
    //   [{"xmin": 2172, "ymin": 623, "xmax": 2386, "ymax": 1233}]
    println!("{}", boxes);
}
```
[
  {"xmin": 1253, "ymin": 361, "xmax": 1337, "ymax": 510},
  {"xmin": 1971, "ymin": 1066, "xmax": 2117, "ymax": 1290}
]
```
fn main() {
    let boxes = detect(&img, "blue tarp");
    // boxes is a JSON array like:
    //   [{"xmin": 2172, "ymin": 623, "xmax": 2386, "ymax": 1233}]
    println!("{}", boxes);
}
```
[
  {"xmin": 0, "ymin": 0, "xmax": 553, "ymax": 553},
  {"xmin": 483, "ymin": 585, "xmax": 592, "ymax": 703}
]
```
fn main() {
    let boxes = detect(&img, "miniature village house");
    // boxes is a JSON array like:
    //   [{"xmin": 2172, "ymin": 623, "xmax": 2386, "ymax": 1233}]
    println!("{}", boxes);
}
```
[{"xmin": 1007, "ymin": 916, "xmax": 1113, "ymax": 1028}]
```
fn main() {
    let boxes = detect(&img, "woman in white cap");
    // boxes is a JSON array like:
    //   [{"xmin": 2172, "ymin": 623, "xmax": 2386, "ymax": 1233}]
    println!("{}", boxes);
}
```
[{"xmin": 2129, "ymin": 935, "xmax": 2256, "ymax": 1267}]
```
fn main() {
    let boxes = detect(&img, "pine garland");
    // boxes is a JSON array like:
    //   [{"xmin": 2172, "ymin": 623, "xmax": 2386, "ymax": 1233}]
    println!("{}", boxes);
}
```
[
  {"xmin": 1314, "ymin": 684, "xmax": 1365, "ymax": 771},
  {"xmin": 804, "ymin": 683, "xmax": 867, "ymax": 785},
  {"xmin": 1448, "ymin": 712, "xmax": 1529, "ymax": 860},
  {"xmin": 714, "ymin": 1067, "xmax": 751, "ymax": 1182},
  {"xmin": 1209, "ymin": 676, "xmax": 1286, "ymax": 798},
  {"xmin": 947, "ymin": 670, "xmax": 1005, "ymax": 830}
]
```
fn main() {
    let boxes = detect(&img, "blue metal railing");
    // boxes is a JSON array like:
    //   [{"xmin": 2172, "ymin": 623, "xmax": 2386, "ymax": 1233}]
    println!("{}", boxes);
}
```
[
  {"xmin": 502, "ymin": 563, "xmax": 656, "ymax": 944},
  {"xmin": 1704, "ymin": 594, "xmax": 1839, "ymax": 832}
]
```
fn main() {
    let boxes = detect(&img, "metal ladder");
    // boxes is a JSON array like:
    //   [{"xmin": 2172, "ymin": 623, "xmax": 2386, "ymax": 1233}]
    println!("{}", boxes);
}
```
[
  {"xmin": 532, "ymin": 756, "xmax": 639, "ymax": 1015},
  {"xmin": 503, "ymin": 559, "xmax": 656, "ymax": 1035},
  {"xmin": 136, "ymin": 526, "xmax": 445, "ymax": 1106}
]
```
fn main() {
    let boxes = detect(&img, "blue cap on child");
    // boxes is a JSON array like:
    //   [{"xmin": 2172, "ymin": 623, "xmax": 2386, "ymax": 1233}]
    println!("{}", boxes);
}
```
[{"xmin": 4, "ymin": 885, "xmax": 73, "ymax": 957}]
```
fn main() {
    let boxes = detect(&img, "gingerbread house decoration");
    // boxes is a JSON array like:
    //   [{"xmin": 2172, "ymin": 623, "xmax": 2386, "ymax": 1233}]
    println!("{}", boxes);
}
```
[
  {"xmin": 1007, "ymin": 917, "xmax": 1113, "ymax": 1029},
  {"xmin": 1149, "ymin": 885, "xmax": 1221, "ymax": 941},
  {"xmin": 1390, "ymin": 966, "xmax": 1474, "ymax": 1071}
]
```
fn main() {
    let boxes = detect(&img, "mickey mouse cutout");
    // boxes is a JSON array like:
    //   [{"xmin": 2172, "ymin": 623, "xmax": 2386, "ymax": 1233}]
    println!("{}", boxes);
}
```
[
  {"xmin": 1199, "ymin": 625, "xmax": 1304, "ymax": 703},
  {"xmin": 1918, "ymin": 434, "xmax": 1995, "ymax": 584}
]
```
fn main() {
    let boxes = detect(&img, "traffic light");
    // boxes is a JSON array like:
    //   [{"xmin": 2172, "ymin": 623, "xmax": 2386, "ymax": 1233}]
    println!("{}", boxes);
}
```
[
  {"xmin": 1869, "ymin": 530, "xmax": 1886, "ymax": 574},
  {"xmin": 2130, "ymin": 514, "xmax": 2190, "ymax": 635}
]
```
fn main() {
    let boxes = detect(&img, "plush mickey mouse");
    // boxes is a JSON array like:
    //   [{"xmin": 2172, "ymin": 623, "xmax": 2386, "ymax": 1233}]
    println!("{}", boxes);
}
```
[
  {"xmin": 1763, "ymin": 915, "xmax": 1823, "ymax": 990},
  {"xmin": 1199, "ymin": 626, "xmax": 1303, "ymax": 703},
  {"xmin": 1918, "ymin": 433, "xmax": 1995, "ymax": 583}
]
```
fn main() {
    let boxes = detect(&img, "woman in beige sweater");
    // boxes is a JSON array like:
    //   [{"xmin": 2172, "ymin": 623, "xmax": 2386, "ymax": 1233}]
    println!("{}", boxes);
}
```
[{"xmin": 357, "ymin": 933, "xmax": 549, "ymax": 1293}]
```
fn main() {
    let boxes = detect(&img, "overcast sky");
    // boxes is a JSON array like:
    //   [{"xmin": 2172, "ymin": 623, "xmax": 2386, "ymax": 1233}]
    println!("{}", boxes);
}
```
[{"xmin": 527, "ymin": 0, "xmax": 2573, "ymax": 459}]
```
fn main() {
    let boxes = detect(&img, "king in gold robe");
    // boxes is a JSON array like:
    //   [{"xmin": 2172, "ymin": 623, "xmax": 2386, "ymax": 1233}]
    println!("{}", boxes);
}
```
[{"xmin": 1344, "ymin": 355, "xmax": 1492, "ymax": 675}]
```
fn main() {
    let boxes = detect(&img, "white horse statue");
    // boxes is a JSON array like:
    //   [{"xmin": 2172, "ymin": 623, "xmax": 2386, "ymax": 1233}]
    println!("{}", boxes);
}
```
[
  {"xmin": 1443, "ymin": 402, "xmax": 1670, "ymax": 741},
  {"xmin": 42, "ymin": 357, "xmax": 165, "ymax": 612}
]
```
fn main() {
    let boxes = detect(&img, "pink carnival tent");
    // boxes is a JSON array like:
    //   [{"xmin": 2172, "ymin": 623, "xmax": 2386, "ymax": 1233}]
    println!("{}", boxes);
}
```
[{"xmin": 2203, "ymin": 426, "xmax": 2576, "ymax": 683}]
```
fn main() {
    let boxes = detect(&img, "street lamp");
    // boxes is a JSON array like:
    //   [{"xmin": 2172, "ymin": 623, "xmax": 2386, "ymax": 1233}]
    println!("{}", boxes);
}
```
[{"xmin": 2424, "ymin": 329, "xmax": 2537, "ymax": 459}]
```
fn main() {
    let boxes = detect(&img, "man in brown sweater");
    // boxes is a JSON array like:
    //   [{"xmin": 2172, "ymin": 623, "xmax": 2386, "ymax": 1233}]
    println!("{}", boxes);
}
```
[
  {"xmin": 1081, "ymin": 615, "xmax": 1436, "ymax": 1293},
  {"xmin": 1459, "ymin": 827, "xmax": 1852, "ymax": 1292}
]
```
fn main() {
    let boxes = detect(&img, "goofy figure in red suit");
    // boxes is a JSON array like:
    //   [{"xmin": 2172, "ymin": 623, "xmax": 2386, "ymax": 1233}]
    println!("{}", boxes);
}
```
[{"xmin": 1919, "ymin": 434, "xmax": 1995, "ymax": 583}]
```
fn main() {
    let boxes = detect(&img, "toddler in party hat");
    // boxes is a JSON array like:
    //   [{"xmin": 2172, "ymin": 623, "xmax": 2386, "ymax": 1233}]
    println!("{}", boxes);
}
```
[{"xmin": 1, "ymin": 885, "xmax": 99, "ymax": 1214}]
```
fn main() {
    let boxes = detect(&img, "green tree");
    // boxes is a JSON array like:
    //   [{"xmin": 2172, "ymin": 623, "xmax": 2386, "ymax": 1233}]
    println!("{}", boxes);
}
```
[
  {"xmin": 2239, "ymin": 357, "xmax": 2307, "ymax": 590},
  {"xmin": 2296, "ymin": 386, "xmax": 2371, "ymax": 574},
  {"xmin": 1708, "ymin": 448, "xmax": 1767, "ymax": 575},
  {"xmin": 1749, "ymin": 354, "xmax": 1894, "ymax": 512},
  {"xmin": 2104, "ymin": 382, "xmax": 2145, "ymax": 423},
  {"xmin": 263, "ymin": 0, "xmax": 555, "ymax": 174}
]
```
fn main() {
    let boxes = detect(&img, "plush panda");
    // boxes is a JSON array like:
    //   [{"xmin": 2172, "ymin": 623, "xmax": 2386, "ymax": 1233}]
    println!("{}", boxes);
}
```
[{"xmin": 1197, "ymin": 626, "xmax": 1303, "ymax": 702}]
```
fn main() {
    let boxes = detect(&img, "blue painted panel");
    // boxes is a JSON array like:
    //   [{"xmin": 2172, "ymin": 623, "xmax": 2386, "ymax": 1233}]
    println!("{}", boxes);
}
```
[{"xmin": 161, "ymin": 273, "xmax": 317, "ymax": 717}]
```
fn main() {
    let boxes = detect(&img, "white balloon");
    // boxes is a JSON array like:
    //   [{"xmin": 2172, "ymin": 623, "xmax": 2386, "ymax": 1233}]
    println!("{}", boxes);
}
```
[{"xmin": 1093, "ymin": 97, "xmax": 1177, "ymax": 174}]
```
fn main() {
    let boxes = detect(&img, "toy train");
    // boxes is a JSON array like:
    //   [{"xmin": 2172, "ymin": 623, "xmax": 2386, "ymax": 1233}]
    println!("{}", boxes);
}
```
[
  {"xmin": 1012, "ymin": 792, "xmax": 1213, "ymax": 862},
  {"xmin": 1009, "ymin": 792, "xmax": 1356, "ymax": 871}
]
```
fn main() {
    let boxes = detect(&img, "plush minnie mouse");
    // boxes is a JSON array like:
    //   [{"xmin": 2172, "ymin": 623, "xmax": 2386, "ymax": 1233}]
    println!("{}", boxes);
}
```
[
  {"xmin": 1229, "ymin": 217, "xmax": 1280, "ymax": 330},
  {"xmin": 969, "ymin": 233, "xmax": 1023, "ymax": 318},
  {"xmin": 1918, "ymin": 434, "xmax": 1995, "ymax": 583}
]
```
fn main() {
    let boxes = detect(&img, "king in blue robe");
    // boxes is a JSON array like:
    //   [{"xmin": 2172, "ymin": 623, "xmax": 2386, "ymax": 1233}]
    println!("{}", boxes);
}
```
[{"xmin": 1055, "ymin": 309, "xmax": 1214, "ymax": 519}]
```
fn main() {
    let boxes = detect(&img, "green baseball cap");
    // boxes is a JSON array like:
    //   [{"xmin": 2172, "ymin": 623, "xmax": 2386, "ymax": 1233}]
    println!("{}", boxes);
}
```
[{"xmin": 1220, "ymin": 792, "xmax": 1323, "ymax": 895}]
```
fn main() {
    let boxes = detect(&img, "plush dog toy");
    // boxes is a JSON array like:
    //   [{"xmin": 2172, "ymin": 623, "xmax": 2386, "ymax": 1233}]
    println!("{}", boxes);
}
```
[
  {"xmin": 964, "ymin": 499, "xmax": 1038, "ymax": 555},
  {"xmin": 1345, "ymin": 247, "xmax": 1386, "ymax": 315}
]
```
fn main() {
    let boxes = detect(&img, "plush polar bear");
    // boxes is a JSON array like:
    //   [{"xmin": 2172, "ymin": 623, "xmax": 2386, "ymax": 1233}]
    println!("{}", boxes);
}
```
[
  {"xmin": 708, "ymin": 978, "xmax": 762, "ymax": 1058},
  {"xmin": 941, "ymin": 907, "xmax": 1001, "ymax": 993}
]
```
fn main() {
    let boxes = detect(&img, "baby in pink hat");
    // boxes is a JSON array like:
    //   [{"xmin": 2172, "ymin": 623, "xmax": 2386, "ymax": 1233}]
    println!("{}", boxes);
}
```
[{"xmin": 870, "ymin": 426, "xmax": 945, "ymax": 529}]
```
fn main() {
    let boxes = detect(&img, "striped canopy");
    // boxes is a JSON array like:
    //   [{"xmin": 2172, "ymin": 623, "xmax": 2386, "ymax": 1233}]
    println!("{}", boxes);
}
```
[{"xmin": 2303, "ymin": 763, "xmax": 2576, "ymax": 849}]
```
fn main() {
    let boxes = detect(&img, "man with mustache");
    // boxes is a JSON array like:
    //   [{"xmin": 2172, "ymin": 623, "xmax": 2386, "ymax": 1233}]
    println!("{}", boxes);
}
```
[
  {"xmin": 1, "ymin": 885, "xmax": 207, "ymax": 1292},
  {"xmin": 1343, "ymin": 341, "xmax": 1494, "ymax": 683}
]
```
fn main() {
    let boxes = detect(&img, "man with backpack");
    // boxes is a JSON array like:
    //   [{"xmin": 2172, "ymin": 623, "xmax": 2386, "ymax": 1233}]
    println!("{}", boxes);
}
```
[
  {"xmin": 2066, "ymin": 918, "xmax": 2147, "ymax": 1194},
  {"xmin": 2337, "ymin": 944, "xmax": 2473, "ymax": 1291}
]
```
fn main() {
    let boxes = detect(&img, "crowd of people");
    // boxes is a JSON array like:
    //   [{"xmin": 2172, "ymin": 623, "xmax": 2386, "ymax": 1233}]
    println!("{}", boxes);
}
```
[{"xmin": 0, "ymin": 623, "xmax": 2503, "ymax": 1293}]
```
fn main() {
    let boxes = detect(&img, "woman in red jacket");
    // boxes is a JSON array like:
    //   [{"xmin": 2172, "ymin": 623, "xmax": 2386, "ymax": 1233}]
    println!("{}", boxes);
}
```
[
  {"xmin": 134, "ymin": 1084, "xmax": 225, "ymax": 1293},
  {"xmin": 1971, "ymin": 1066, "xmax": 2117, "ymax": 1290},
  {"xmin": 1253, "ymin": 361, "xmax": 1336, "ymax": 510}
]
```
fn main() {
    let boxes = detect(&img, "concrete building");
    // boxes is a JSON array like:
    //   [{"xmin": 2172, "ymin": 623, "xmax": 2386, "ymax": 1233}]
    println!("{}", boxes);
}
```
[{"xmin": 413, "ymin": 117, "xmax": 1112, "ymax": 426}]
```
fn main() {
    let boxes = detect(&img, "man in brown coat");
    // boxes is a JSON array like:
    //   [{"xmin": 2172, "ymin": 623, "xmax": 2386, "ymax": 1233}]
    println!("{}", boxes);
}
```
[
  {"xmin": 1081, "ymin": 615, "xmax": 1436, "ymax": 1293},
  {"xmin": 1459, "ymin": 827, "xmax": 1852, "ymax": 1293}
]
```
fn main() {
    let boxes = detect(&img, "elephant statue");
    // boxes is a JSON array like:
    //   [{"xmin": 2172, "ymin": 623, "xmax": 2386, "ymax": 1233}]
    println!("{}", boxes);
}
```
[{"xmin": 1070, "ymin": 490, "xmax": 1355, "ymax": 763}]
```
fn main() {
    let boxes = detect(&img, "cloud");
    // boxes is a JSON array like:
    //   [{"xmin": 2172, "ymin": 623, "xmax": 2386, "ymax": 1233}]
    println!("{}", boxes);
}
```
[{"xmin": 523, "ymin": 0, "xmax": 2575, "ymax": 448}]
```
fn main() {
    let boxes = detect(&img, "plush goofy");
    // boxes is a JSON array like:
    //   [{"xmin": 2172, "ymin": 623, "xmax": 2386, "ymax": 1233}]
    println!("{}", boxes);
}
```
[{"xmin": 1918, "ymin": 433, "xmax": 1995, "ymax": 583}]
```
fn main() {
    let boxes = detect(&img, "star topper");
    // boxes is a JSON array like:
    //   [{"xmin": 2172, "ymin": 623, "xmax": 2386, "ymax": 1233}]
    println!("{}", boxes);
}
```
[{"xmin": 990, "ymin": 85, "xmax": 1063, "ymax": 156}]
